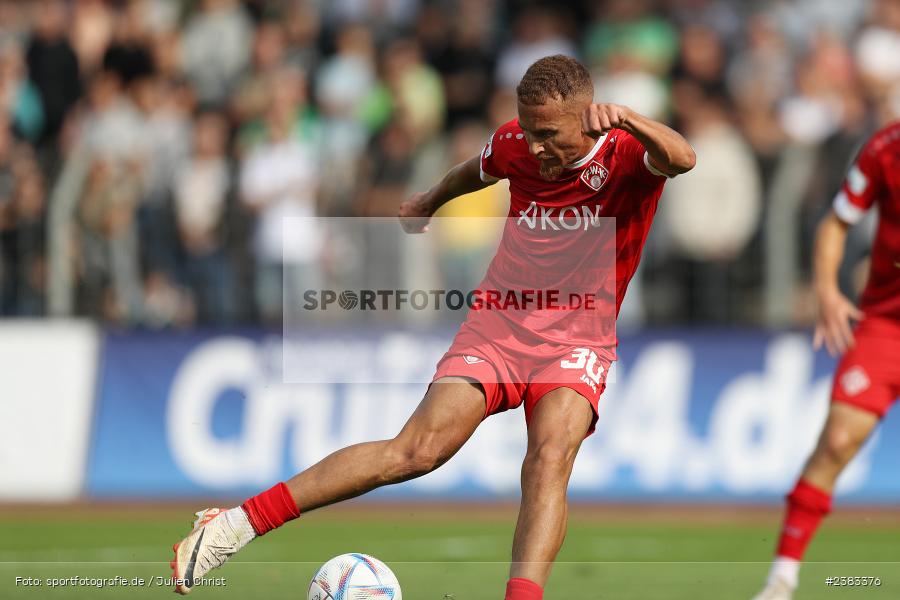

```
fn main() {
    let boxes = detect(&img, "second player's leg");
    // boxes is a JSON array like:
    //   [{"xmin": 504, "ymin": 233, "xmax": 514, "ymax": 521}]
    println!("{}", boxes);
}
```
[
  {"xmin": 286, "ymin": 376, "xmax": 487, "ymax": 512},
  {"xmin": 752, "ymin": 402, "xmax": 882, "ymax": 600},
  {"xmin": 509, "ymin": 387, "xmax": 594, "ymax": 588},
  {"xmin": 799, "ymin": 402, "xmax": 879, "ymax": 492}
]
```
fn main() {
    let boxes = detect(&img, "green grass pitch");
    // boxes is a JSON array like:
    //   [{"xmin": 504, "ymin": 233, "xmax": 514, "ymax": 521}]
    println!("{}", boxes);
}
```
[{"xmin": 1, "ymin": 505, "xmax": 897, "ymax": 599}]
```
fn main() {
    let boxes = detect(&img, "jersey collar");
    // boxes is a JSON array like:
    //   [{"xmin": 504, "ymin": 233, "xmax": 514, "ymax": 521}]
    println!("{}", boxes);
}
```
[{"xmin": 565, "ymin": 133, "xmax": 608, "ymax": 170}]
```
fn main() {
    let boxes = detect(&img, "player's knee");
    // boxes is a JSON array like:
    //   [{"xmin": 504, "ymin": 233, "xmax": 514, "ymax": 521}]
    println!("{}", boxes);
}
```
[
  {"xmin": 523, "ymin": 441, "xmax": 577, "ymax": 479},
  {"xmin": 387, "ymin": 439, "xmax": 444, "ymax": 478},
  {"xmin": 820, "ymin": 426, "xmax": 865, "ymax": 466}
]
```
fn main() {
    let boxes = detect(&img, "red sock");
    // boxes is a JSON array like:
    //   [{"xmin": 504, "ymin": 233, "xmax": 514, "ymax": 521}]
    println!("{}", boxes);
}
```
[
  {"xmin": 504, "ymin": 578, "xmax": 543, "ymax": 600},
  {"xmin": 775, "ymin": 479, "xmax": 832, "ymax": 560},
  {"xmin": 241, "ymin": 482, "xmax": 300, "ymax": 536}
]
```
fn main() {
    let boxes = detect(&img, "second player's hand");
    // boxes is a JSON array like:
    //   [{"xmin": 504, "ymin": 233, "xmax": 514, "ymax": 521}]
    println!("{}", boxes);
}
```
[
  {"xmin": 398, "ymin": 192, "xmax": 433, "ymax": 233},
  {"xmin": 813, "ymin": 290, "xmax": 864, "ymax": 356},
  {"xmin": 582, "ymin": 103, "xmax": 631, "ymax": 139}
]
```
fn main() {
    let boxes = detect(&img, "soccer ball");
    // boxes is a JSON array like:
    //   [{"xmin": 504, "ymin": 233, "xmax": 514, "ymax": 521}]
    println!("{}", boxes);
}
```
[{"xmin": 308, "ymin": 553, "xmax": 402, "ymax": 600}]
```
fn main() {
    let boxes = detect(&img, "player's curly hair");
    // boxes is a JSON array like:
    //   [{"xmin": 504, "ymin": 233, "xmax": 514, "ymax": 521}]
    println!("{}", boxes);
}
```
[{"xmin": 516, "ymin": 55, "xmax": 593, "ymax": 106}]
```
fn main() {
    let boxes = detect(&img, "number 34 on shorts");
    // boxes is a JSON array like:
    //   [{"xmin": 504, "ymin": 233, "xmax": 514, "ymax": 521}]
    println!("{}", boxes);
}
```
[{"xmin": 559, "ymin": 347, "xmax": 607, "ymax": 393}]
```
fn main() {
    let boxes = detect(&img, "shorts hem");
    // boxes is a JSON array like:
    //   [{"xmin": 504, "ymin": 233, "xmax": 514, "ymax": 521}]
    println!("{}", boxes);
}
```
[{"xmin": 830, "ymin": 397, "xmax": 890, "ymax": 419}]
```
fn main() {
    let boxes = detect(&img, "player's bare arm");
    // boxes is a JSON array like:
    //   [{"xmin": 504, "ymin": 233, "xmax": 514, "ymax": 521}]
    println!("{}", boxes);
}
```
[
  {"xmin": 811, "ymin": 211, "xmax": 864, "ymax": 356},
  {"xmin": 398, "ymin": 155, "xmax": 488, "ymax": 233},
  {"xmin": 581, "ymin": 103, "xmax": 696, "ymax": 177}
]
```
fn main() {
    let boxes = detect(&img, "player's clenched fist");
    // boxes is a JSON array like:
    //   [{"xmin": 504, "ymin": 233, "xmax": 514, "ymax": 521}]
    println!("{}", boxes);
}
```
[
  {"xmin": 582, "ymin": 103, "xmax": 631, "ymax": 139},
  {"xmin": 398, "ymin": 192, "xmax": 433, "ymax": 233}
]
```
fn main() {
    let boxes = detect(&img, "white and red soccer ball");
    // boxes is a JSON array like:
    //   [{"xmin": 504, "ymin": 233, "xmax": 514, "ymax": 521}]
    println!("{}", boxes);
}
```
[{"xmin": 308, "ymin": 553, "xmax": 402, "ymax": 600}]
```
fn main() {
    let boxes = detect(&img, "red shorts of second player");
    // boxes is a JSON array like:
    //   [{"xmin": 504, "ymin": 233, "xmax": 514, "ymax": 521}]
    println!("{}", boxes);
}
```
[
  {"xmin": 831, "ymin": 316, "xmax": 900, "ymax": 417},
  {"xmin": 431, "ymin": 322, "xmax": 612, "ymax": 436}
]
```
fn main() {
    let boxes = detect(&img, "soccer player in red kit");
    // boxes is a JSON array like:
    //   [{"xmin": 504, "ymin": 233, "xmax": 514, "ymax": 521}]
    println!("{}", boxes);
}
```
[
  {"xmin": 751, "ymin": 122, "xmax": 900, "ymax": 600},
  {"xmin": 171, "ymin": 55, "xmax": 696, "ymax": 598}
]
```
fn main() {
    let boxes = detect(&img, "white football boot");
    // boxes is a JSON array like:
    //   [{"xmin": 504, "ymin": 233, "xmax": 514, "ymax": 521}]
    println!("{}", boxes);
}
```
[
  {"xmin": 750, "ymin": 578, "xmax": 795, "ymax": 600},
  {"xmin": 170, "ymin": 507, "xmax": 256, "ymax": 594}
]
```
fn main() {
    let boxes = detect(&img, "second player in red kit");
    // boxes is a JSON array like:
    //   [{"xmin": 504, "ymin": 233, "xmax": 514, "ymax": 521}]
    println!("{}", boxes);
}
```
[
  {"xmin": 827, "ymin": 122, "xmax": 900, "ymax": 417},
  {"xmin": 752, "ymin": 123, "xmax": 900, "ymax": 600},
  {"xmin": 170, "ymin": 55, "xmax": 696, "ymax": 600}
]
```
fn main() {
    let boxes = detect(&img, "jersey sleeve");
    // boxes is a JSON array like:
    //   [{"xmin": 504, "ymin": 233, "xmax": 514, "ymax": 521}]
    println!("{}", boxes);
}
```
[
  {"xmin": 615, "ymin": 130, "xmax": 672, "ymax": 186},
  {"xmin": 479, "ymin": 120, "xmax": 518, "ymax": 183},
  {"xmin": 833, "ymin": 139, "xmax": 885, "ymax": 225}
]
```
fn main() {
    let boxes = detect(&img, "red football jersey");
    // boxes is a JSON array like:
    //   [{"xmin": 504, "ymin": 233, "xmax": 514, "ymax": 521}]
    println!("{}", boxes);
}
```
[
  {"xmin": 832, "ymin": 121, "xmax": 900, "ymax": 320},
  {"xmin": 469, "ymin": 118, "xmax": 670, "ymax": 359}
]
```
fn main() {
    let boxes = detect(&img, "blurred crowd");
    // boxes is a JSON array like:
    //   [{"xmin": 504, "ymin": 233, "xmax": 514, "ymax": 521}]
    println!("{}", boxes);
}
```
[{"xmin": 0, "ymin": 0, "xmax": 897, "ymax": 328}]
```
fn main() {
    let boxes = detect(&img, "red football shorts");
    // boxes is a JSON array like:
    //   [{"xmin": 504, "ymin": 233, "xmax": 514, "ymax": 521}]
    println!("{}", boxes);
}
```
[
  {"xmin": 831, "ymin": 316, "xmax": 900, "ymax": 417},
  {"xmin": 431, "ymin": 322, "xmax": 611, "ymax": 436}
]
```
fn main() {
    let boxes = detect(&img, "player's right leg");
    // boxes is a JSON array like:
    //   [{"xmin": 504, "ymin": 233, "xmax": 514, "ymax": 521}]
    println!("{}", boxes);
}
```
[
  {"xmin": 170, "ymin": 377, "xmax": 486, "ymax": 594},
  {"xmin": 507, "ymin": 386, "xmax": 594, "ymax": 597},
  {"xmin": 751, "ymin": 402, "xmax": 880, "ymax": 600},
  {"xmin": 283, "ymin": 376, "xmax": 486, "ymax": 511}
]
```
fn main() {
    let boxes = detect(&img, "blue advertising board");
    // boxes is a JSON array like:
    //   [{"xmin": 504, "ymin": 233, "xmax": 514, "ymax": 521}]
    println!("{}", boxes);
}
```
[{"xmin": 87, "ymin": 329, "xmax": 900, "ymax": 502}]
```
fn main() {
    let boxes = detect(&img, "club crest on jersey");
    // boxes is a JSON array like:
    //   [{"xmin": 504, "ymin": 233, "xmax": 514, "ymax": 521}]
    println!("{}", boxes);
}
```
[{"xmin": 580, "ymin": 161, "xmax": 609, "ymax": 192}]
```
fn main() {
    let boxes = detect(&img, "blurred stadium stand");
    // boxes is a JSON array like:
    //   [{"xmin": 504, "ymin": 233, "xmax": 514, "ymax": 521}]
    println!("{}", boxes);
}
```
[{"xmin": 0, "ymin": 0, "xmax": 896, "ymax": 327}]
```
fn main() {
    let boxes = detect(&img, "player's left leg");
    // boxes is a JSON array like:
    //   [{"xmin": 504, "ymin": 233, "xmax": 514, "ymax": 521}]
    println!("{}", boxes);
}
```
[
  {"xmin": 505, "ymin": 387, "xmax": 594, "ymax": 600},
  {"xmin": 798, "ymin": 402, "xmax": 880, "ymax": 494}
]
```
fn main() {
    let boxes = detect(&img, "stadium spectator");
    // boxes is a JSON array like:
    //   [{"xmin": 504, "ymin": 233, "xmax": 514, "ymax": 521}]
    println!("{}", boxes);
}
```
[
  {"xmin": 25, "ymin": 0, "xmax": 80, "ymax": 151},
  {"xmin": 0, "ymin": 122, "xmax": 45, "ymax": 315},
  {"xmin": 670, "ymin": 24, "xmax": 728, "ymax": 98},
  {"xmin": 71, "ymin": 65, "xmax": 148, "ymax": 323},
  {"xmin": 239, "ymin": 66, "xmax": 321, "ymax": 324},
  {"xmin": 583, "ymin": 0, "xmax": 678, "ymax": 76},
  {"xmin": 425, "ymin": 0, "xmax": 496, "ymax": 127},
  {"xmin": 70, "ymin": 0, "xmax": 116, "ymax": 77},
  {"xmin": 181, "ymin": 0, "xmax": 253, "ymax": 106},
  {"xmin": 174, "ymin": 109, "xmax": 235, "ymax": 324},
  {"xmin": 314, "ymin": 23, "xmax": 377, "ymax": 214},
  {"xmin": 726, "ymin": 13, "xmax": 792, "ymax": 163},
  {"xmin": 855, "ymin": 0, "xmax": 900, "ymax": 122},
  {"xmin": 231, "ymin": 20, "xmax": 289, "ymax": 126},
  {"xmin": 326, "ymin": 0, "xmax": 420, "ymax": 41},
  {"xmin": 281, "ymin": 0, "xmax": 322, "ymax": 71},
  {"xmin": 591, "ymin": 55, "xmax": 669, "ymax": 123},
  {"xmin": 0, "ymin": 39, "xmax": 43, "ymax": 144},
  {"xmin": 381, "ymin": 38, "xmax": 445, "ymax": 146},
  {"xmin": 778, "ymin": 32, "xmax": 854, "ymax": 145},
  {"xmin": 661, "ymin": 85, "xmax": 762, "ymax": 322},
  {"xmin": 133, "ymin": 75, "xmax": 193, "ymax": 275},
  {"xmin": 495, "ymin": 6, "xmax": 578, "ymax": 90}
]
